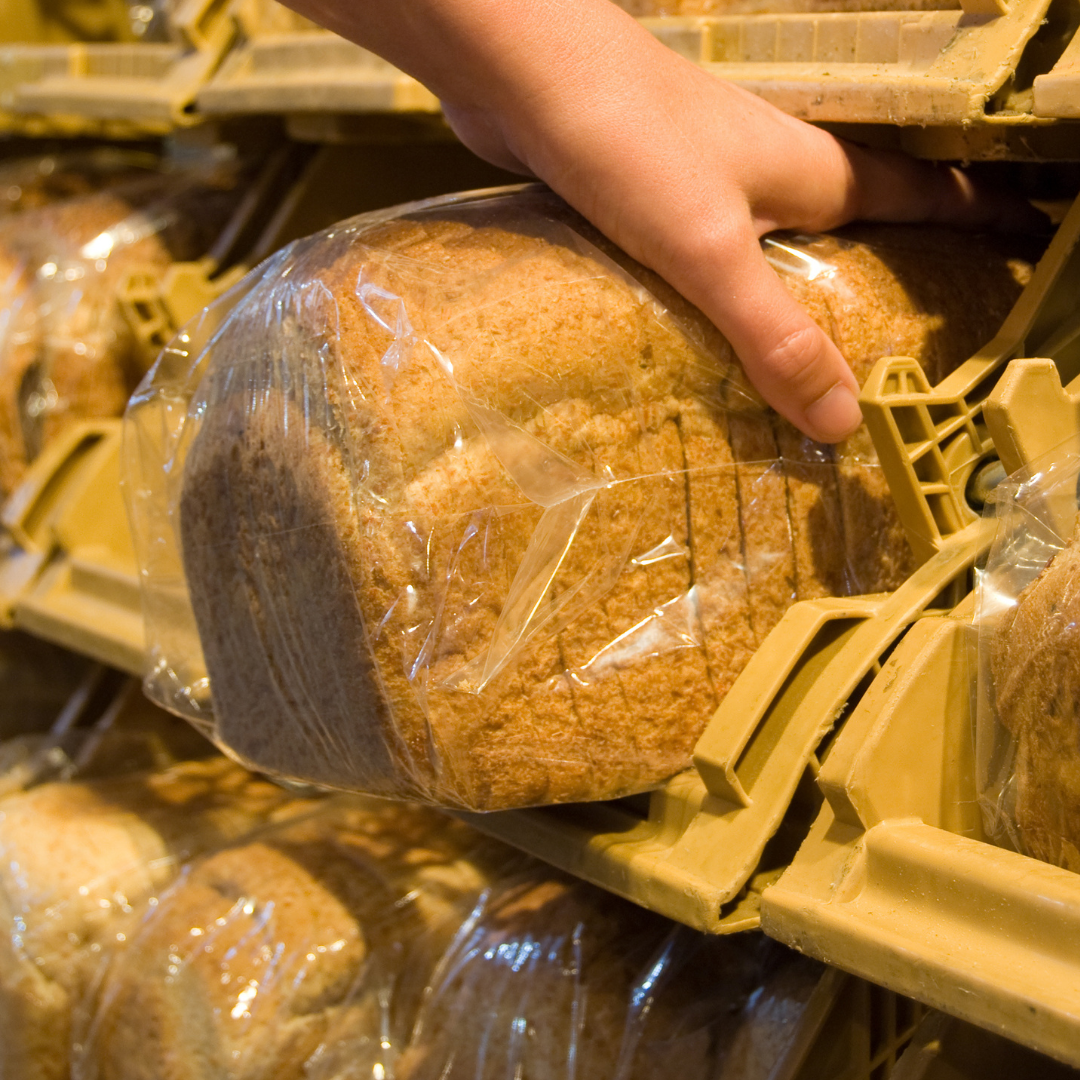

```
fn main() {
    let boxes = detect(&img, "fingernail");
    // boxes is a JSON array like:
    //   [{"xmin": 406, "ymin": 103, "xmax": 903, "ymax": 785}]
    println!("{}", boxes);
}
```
[{"xmin": 804, "ymin": 384, "xmax": 863, "ymax": 443}]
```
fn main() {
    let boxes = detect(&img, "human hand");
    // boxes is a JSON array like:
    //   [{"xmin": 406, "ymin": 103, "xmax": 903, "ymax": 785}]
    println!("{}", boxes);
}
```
[{"xmin": 285, "ymin": 0, "xmax": 1040, "ymax": 441}]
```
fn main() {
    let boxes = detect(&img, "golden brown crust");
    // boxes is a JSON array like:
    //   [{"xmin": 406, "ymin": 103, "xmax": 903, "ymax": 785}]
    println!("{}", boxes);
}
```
[{"xmin": 181, "ymin": 199, "xmax": 1028, "ymax": 809}]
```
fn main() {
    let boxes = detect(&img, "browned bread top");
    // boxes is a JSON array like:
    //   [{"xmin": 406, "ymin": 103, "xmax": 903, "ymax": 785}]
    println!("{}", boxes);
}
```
[{"xmin": 179, "ymin": 190, "xmax": 1029, "ymax": 810}]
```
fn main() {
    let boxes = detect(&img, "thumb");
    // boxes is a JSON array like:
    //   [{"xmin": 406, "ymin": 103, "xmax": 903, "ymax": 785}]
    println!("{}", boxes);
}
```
[{"xmin": 697, "ymin": 233, "xmax": 863, "ymax": 443}]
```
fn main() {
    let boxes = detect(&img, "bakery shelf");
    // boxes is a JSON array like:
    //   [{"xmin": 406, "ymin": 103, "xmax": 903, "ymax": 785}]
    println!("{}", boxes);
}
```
[
  {"xmin": 641, "ymin": 0, "xmax": 1080, "ymax": 160},
  {"xmin": 0, "ymin": 420, "xmax": 143, "ymax": 675},
  {"xmin": 196, "ymin": 0, "xmax": 438, "ymax": 129},
  {"xmin": 0, "ymin": 0, "xmax": 235, "ymax": 137},
  {"xmin": 757, "ymin": 199, "xmax": 1080, "ymax": 1064}
]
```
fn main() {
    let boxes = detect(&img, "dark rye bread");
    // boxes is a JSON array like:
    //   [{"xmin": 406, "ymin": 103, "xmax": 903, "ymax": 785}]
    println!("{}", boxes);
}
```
[
  {"xmin": 990, "ymin": 522, "xmax": 1080, "ymax": 870},
  {"xmin": 180, "ymin": 193, "xmax": 1029, "ymax": 810}
]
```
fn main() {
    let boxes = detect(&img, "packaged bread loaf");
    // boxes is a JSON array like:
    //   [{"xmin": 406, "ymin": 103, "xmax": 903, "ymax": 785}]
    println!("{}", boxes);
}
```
[
  {"xmin": 0, "ymin": 756, "xmax": 312, "ymax": 1080},
  {"xmin": 128, "ymin": 185, "xmax": 1030, "ymax": 811},
  {"xmin": 77, "ymin": 792, "xmax": 823, "ymax": 1080},
  {"xmin": 396, "ymin": 873, "xmax": 821, "ymax": 1080},
  {"xmin": 978, "ymin": 443, "xmax": 1080, "ymax": 869},
  {"xmin": 77, "ymin": 797, "xmax": 497, "ymax": 1080},
  {"xmin": 0, "ymin": 168, "xmax": 242, "ymax": 498}
]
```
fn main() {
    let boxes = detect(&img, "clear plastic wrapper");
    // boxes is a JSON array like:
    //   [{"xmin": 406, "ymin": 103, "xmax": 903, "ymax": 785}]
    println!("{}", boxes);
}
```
[
  {"xmin": 0, "ymin": 753, "xmax": 315, "ymax": 1080},
  {"xmin": 75, "ymin": 793, "xmax": 823, "ymax": 1080},
  {"xmin": 126, "ymin": 185, "xmax": 1030, "ymax": 810},
  {"xmin": 976, "ymin": 437, "xmax": 1080, "ymax": 869},
  {"xmin": 0, "ymin": 163, "xmax": 244, "ymax": 498}
]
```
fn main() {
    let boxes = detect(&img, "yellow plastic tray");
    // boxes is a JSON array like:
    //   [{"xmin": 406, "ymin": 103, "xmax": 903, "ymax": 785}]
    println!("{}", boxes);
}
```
[
  {"xmin": 0, "ymin": 0, "xmax": 235, "ymax": 136},
  {"xmin": 643, "ymin": 0, "xmax": 1080, "ymax": 160},
  {"xmin": 197, "ymin": 0, "xmax": 438, "ymax": 124},
  {"xmin": 758, "ymin": 200, "xmax": 1080, "ymax": 1064},
  {"xmin": 0, "ymin": 420, "xmax": 142, "ymax": 675}
]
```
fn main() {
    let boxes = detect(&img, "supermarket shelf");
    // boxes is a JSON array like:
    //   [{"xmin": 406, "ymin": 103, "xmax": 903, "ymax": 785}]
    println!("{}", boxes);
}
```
[
  {"xmin": 759, "ymin": 213, "xmax": 1080, "ymax": 1064},
  {"xmin": 0, "ymin": 0, "xmax": 235, "ymax": 136}
]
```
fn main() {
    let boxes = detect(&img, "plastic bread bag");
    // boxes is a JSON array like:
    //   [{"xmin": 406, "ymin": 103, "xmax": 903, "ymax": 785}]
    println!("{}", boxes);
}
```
[
  {"xmin": 976, "ymin": 436, "xmax": 1080, "ymax": 869},
  {"xmin": 0, "ymin": 162, "xmax": 246, "ymax": 498},
  {"xmin": 73, "ymin": 793, "xmax": 824, "ymax": 1080},
  {"xmin": 124, "ymin": 184, "xmax": 1032, "ymax": 811},
  {"xmin": 0, "ymin": 752, "xmax": 317, "ymax": 1080}
]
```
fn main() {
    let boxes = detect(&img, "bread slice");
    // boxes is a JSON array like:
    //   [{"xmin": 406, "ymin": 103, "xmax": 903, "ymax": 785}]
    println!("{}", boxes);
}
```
[{"xmin": 179, "ymin": 192, "xmax": 1029, "ymax": 809}]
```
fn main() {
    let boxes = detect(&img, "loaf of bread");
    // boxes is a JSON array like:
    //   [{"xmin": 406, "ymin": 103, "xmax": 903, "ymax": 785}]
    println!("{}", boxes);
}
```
[
  {"xmin": 989, "ymin": 519, "xmax": 1080, "ymax": 870},
  {"xmin": 0, "ymin": 151, "xmax": 158, "ymax": 218},
  {"xmin": 173, "ymin": 187, "xmax": 1029, "ymax": 810},
  {"xmin": 0, "ymin": 757, "xmax": 309, "ymax": 1080},
  {"xmin": 397, "ymin": 874, "xmax": 820, "ymax": 1080},
  {"xmin": 0, "ymin": 174, "xmax": 240, "ymax": 497},
  {"xmin": 80, "ymin": 793, "xmax": 823, "ymax": 1080},
  {"xmin": 80, "ymin": 798, "xmax": 497, "ymax": 1080}
]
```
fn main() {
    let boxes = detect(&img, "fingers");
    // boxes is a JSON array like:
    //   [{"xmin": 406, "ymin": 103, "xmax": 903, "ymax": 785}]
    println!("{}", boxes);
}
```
[{"xmin": 697, "ymin": 229, "xmax": 863, "ymax": 443}]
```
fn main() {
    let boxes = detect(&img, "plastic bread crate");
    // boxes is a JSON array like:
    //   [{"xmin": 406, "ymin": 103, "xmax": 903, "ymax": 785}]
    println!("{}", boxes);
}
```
[
  {"xmin": 0, "ymin": 0, "xmax": 236, "ymax": 137},
  {"xmin": 117, "ymin": 142, "xmax": 316, "ymax": 367},
  {"xmin": 776, "ymin": 967, "xmax": 929, "ymax": 1080},
  {"xmin": 455, "ymin": 188, "xmax": 1080, "ymax": 933},
  {"xmin": 757, "ymin": 202, "xmax": 1080, "ymax": 1065},
  {"xmin": 641, "ymin": 0, "xmax": 1080, "ymax": 160},
  {"xmin": 0, "ymin": 420, "xmax": 143, "ymax": 675},
  {"xmin": 196, "ymin": 0, "xmax": 438, "ymax": 127}
]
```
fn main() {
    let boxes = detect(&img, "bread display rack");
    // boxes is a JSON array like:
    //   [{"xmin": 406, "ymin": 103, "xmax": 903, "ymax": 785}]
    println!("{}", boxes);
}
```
[
  {"xmin": 0, "ymin": 0, "xmax": 236, "ymax": 137},
  {"xmin": 645, "ymin": 0, "xmax": 1080, "ymax": 158},
  {"xmin": 760, "ymin": 372, "xmax": 1080, "ymax": 1064},
  {"xmin": 4, "ymin": 0, "xmax": 1080, "ymax": 156},
  {"xmin": 196, "ymin": 0, "xmax": 440, "ymax": 133}
]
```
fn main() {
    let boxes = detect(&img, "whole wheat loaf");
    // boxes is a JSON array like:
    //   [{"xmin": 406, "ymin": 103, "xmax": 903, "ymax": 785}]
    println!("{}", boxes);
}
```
[
  {"xmin": 0, "ymin": 758, "xmax": 306, "ymax": 1080},
  {"xmin": 178, "ymin": 190, "xmax": 1029, "ymax": 810},
  {"xmin": 82, "ymin": 799, "xmax": 497, "ymax": 1080}
]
